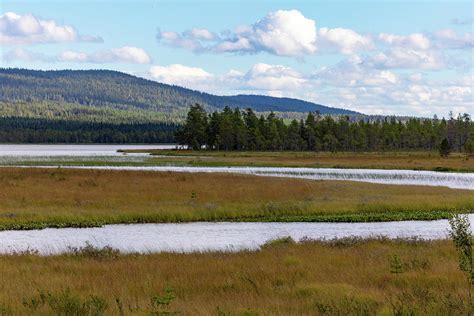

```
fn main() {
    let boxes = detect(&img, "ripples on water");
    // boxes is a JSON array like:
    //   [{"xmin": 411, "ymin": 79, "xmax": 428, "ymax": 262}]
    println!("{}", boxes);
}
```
[
  {"xmin": 1, "ymin": 215, "xmax": 472, "ymax": 255},
  {"xmin": 1, "ymin": 145, "xmax": 472, "ymax": 255},
  {"xmin": 1, "ymin": 145, "xmax": 472, "ymax": 190}
]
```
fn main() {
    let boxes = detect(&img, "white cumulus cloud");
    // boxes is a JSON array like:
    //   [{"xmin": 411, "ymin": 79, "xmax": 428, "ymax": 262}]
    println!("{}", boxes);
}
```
[
  {"xmin": 185, "ymin": 28, "xmax": 218, "ymax": 41},
  {"xmin": 0, "ymin": 11, "xmax": 102, "ymax": 45},
  {"xmin": 158, "ymin": 10, "xmax": 319, "ymax": 57},
  {"xmin": 378, "ymin": 33, "xmax": 431, "ymax": 50},
  {"xmin": 143, "ymin": 61, "xmax": 472, "ymax": 116},
  {"xmin": 58, "ymin": 47, "xmax": 152, "ymax": 64},
  {"xmin": 369, "ymin": 48, "xmax": 446, "ymax": 70},
  {"xmin": 148, "ymin": 64, "xmax": 213, "ymax": 89},
  {"xmin": 3, "ymin": 46, "xmax": 151, "ymax": 64},
  {"xmin": 240, "ymin": 63, "xmax": 308, "ymax": 91},
  {"xmin": 431, "ymin": 29, "xmax": 474, "ymax": 49},
  {"xmin": 318, "ymin": 27, "xmax": 373, "ymax": 54},
  {"xmin": 2, "ymin": 47, "xmax": 52, "ymax": 62},
  {"xmin": 236, "ymin": 9, "xmax": 317, "ymax": 57}
]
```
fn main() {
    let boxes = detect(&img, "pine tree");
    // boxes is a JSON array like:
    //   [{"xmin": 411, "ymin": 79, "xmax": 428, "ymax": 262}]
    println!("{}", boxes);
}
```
[
  {"xmin": 175, "ymin": 104, "xmax": 208, "ymax": 150},
  {"xmin": 439, "ymin": 138, "xmax": 451, "ymax": 157}
]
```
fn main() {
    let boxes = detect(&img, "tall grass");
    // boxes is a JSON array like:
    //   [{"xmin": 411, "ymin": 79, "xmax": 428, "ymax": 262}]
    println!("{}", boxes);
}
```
[
  {"xmin": 0, "ymin": 239, "xmax": 469, "ymax": 314},
  {"xmin": 0, "ymin": 167, "xmax": 472, "ymax": 230}
]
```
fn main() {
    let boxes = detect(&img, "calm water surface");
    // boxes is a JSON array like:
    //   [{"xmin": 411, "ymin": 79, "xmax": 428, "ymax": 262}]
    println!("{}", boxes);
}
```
[
  {"xmin": 1, "ymin": 215, "xmax": 472, "ymax": 255},
  {"xmin": 0, "ymin": 144, "xmax": 176, "ymax": 156}
]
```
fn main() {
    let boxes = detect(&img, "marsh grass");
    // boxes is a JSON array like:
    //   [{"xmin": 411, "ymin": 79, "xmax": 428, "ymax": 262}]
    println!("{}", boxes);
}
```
[
  {"xmin": 0, "ymin": 239, "xmax": 470, "ymax": 315},
  {"xmin": 0, "ymin": 167, "xmax": 472, "ymax": 229}
]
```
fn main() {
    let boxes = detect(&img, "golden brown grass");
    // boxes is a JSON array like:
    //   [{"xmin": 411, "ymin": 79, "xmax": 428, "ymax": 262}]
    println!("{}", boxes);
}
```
[
  {"xmin": 0, "ymin": 167, "xmax": 472, "ymax": 229},
  {"xmin": 141, "ymin": 150, "xmax": 474, "ymax": 171},
  {"xmin": 0, "ymin": 239, "xmax": 469, "ymax": 315}
]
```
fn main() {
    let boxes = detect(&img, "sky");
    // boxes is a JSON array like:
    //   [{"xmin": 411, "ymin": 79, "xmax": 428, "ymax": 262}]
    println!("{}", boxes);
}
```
[{"xmin": 1, "ymin": 0, "xmax": 473, "ymax": 117}]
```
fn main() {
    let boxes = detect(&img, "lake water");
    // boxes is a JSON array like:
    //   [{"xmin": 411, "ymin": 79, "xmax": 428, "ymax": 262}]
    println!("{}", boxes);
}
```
[
  {"xmin": 0, "ymin": 144, "xmax": 176, "ymax": 157},
  {"xmin": 1, "ymin": 215, "xmax": 471, "ymax": 255},
  {"xmin": 1, "ymin": 145, "xmax": 472, "ymax": 255},
  {"xmin": 1, "ymin": 145, "xmax": 472, "ymax": 190}
]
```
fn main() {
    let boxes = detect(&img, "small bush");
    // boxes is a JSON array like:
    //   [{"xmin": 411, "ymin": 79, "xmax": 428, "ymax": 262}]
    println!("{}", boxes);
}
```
[
  {"xmin": 68, "ymin": 242, "xmax": 120, "ymax": 260},
  {"xmin": 261, "ymin": 236, "xmax": 296, "ymax": 249},
  {"xmin": 313, "ymin": 295, "xmax": 377, "ymax": 315},
  {"xmin": 390, "ymin": 254, "xmax": 404, "ymax": 274},
  {"xmin": 23, "ymin": 289, "xmax": 108, "ymax": 316},
  {"xmin": 150, "ymin": 286, "xmax": 177, "ymax": 315},
  {"xmin": 448, "ymin": 214, "xmax": 473, "ymax": 311}
]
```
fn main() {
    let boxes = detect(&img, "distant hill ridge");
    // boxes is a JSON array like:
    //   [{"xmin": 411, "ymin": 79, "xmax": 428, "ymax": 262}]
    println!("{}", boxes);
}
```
[{"xmin": 0, "ymin": 68, "xmax": 359, "ymax": 116}]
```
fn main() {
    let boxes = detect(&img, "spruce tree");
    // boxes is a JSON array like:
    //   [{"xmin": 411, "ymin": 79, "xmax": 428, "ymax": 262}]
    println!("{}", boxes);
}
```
[{"xmin": 439, "ymin": 138, "xmax": 451, "ymax": 157}]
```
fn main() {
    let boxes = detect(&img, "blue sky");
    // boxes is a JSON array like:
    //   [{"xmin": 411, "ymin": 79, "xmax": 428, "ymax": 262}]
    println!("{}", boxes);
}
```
[{"xmin": 1, "ymin": 0, "xmax": 473, "ymax": 116}]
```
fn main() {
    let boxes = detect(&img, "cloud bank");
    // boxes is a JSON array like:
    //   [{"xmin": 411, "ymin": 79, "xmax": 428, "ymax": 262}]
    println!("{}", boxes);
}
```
[{"xmin": 145, "ymin": 61, "xmax": 473, "ymax": 117}]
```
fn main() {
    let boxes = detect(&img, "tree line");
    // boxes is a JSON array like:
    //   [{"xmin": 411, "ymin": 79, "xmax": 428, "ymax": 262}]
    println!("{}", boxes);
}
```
[
  {"xmin": 0, "ymin": 117, "xmax": 177, "ymax": 143},
  {"xmin": 176, "ymin": 104, "xmax": 473, "ymax": 153}
]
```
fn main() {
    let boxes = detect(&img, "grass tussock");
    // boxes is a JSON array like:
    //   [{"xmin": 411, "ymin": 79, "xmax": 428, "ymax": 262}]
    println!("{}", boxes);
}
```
[
  {"xmin": 0, "ymin": 239, "xmax": 470, "ymax": 315},
  {"xmin": 0, "ymin": 167, "xmax": 472, "ymax": 229}
]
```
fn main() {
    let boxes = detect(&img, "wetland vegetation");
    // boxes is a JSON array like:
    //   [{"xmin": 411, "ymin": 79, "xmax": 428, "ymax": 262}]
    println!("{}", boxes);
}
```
[
  {"xmin": 0, "ymin": 167, "xmax": 472, "ymax": 230},
  {"xmin": 0, "ymin": 238, "xmax": 470, "ymax": 315}
]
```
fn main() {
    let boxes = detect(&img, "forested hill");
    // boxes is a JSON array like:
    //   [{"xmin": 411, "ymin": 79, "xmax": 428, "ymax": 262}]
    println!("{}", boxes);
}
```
[{"xmin": 0, "ymin": 68, "xmax": 358, "ymax": 115}]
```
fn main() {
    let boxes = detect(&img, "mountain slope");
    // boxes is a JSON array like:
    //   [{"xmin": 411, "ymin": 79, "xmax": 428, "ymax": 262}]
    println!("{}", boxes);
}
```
[{"xmin": 0, "ymin": 68, "xmax": 359, "ymax": 117}]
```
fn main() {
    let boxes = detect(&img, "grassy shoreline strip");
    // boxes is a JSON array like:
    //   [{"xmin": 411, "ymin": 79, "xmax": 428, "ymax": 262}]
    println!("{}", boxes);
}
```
[
  {"xmin": 0, "ymin": 209, "xmax": 470, "ymax": 231},
  {"xmin": 2, "ymin": 159, "xmax": 473, "ymax": 173},
  {"xmin": 0, "ymin": 167, "xmax": 472, "ymax": 231},
  {"xmin": 122, "ymin": 149, "xmax": 474, "ymax": 172},
  {"xmin": 1, "ymin": 150, "xmax": 473, "ymax": 172}
]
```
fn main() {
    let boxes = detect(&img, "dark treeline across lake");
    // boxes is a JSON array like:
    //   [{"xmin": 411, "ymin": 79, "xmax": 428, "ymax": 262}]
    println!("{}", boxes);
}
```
[
  {"xmin": 0, "ymin": 117, "xmax": 177, "ymax": 143},
  {"xmin": 176, "ymin": 105, "xmax": 473, "ymax": 152},
  {"xmin": 1, "ymin": 105, "xmax": 472, "ymax": 151}
]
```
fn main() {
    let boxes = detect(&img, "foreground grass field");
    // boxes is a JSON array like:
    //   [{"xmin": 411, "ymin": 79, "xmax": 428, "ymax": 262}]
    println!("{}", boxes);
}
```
[
  {"xmin": 0, "ymin": 167, "xmax": 472, "ymax": 229},
  {"xmin": 0, "ymin": 239, "xmax": 469, "ymax": 315},
  {"xmin": 124, "ymin": 150, "xmax": 474, "ymax": 172}
]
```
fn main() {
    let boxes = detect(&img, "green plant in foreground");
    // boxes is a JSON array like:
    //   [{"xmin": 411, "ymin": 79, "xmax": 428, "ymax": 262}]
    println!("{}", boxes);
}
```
[
  {"xmin": 23, "ymin": 289, "xmax": 108, "ymax": 315},
  {"xmin": 449, "ymin": 214, "xmax": 474, "ymax": 311},
  {"xmin": 261, "ymin": 236, "xmax": 296, "ymax": 249},
  {"xmin": 150, "ymin": 286, "xmax": 177, "ymax": 315},
  {"xmin": 67, "ymin": 242, "xmax": 120, "ymax": 260},
  {"xmin": 390, "ymin": 254, "xmax": 403, "ymax": 274}
]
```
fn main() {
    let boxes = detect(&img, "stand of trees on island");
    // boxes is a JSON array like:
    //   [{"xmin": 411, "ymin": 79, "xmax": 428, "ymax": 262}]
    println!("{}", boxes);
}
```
[{"xmin": 176, "ymin": 104, "xmax": 473, "ymax": 154}]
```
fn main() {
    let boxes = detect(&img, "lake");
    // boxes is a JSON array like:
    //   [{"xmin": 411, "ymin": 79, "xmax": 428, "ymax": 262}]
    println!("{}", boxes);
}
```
[
  {"xmin": 0, "ymin": 144, "xmax": 176, "ymax": 157},
  {"xmin": 1, "ymin": 145, "xmax": 472, "ymax": 190},
  {"xmin": 0, "ymin": 215, "xmax": 470, "ymax": 255},
  {"xmin": 1, "ymin": 145, "xmax": 472, "ymax": 255}
]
